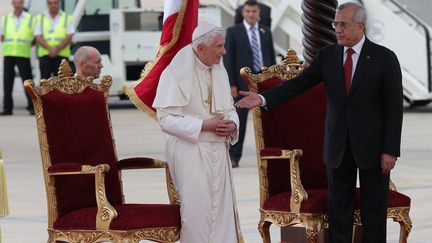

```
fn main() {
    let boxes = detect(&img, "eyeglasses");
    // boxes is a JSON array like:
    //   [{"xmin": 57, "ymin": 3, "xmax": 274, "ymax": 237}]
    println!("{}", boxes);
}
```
[{"xmin": 331, "ymin": 21, "xmax": 357, "ymax": 29}]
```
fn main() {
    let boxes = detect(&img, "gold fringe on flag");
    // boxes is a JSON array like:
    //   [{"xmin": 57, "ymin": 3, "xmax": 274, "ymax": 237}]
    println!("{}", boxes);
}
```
[{"xmin": 0, "ymin": 149, "xmax": 9, "ymax": 217}]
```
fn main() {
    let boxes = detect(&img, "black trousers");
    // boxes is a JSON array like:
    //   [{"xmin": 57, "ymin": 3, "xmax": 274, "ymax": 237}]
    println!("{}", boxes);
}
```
[
  {"xmin": 39, "ymin": 56, "xmax": 64, "ymax": 79},
  {"xmin": 327, "ymin": 143, "xmax": 389, "ymax": 243},
  {"xmin": 229, "ymin": 97, "xmax": 249, "ymax": 164},
  {"xmin": 2, "ymin": 56, "xmax": 33, "ymax": 112}
]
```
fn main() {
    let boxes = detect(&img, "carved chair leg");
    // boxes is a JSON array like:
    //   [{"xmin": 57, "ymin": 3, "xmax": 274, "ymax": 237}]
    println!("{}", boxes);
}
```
[
  {"xmin": 258, "ymin": 220, "xmax": 272, "ymax": 243},
  {"xmin": 398, "ymin": 221, "xmax": 409, "ymax": 243},
  {"xmin": 47, "ymin": 231, "xmax": 56, "ymax": 243},
  {"xmin": 390, "ymin": 208, "xmax": 412, "ymax": 243},
  {"xmin": 305, "ymin": 222, "xmax": 321, "ymax": 243},
  {"xmin": 352, "ymin": 224, "xmax": 359, "ymax": 243},
  {"xmin": 116, "ymin": 236, "xmax": 139, "ymax": 243}
]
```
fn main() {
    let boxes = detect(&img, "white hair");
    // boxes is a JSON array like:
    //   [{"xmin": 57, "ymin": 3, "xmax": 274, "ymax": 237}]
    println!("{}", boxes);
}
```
[
  {"xmin": 192, "ymin": 27, "xmax": 225, "ymax": 50},
  {"xmin": 337, "ymin": 2, "xmax": 367, "ymax": 24}
]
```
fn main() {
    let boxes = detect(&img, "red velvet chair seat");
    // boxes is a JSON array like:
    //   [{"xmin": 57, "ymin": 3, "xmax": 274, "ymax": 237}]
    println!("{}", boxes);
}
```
[
  {"xmin": 263, "ymin": 190, "xmax": 327, "ymax": 214},
  {"xmin": 54, "ymin": 204, "xmax": 181, "ymax": 230},
  {"xmin": 354, "ymin": 188, "xmax": 411, "ymax": 209},
  {"xmin": 263, "ymin": 189, "xmax": 410, "ymax": 215}
]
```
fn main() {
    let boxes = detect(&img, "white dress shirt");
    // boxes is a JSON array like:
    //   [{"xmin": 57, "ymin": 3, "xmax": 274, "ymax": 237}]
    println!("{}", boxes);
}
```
[
  {"xmin": 243, "ymin": 20, "xmax": 263, "ymax": 64},
  {"xmin": 344, "ymin": 34, "xmax": 365, "ymax": 82}
]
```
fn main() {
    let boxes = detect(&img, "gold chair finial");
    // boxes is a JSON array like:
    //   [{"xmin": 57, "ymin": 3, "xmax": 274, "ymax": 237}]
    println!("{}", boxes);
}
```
[
  {"xmin": 58, "ymin": 59, "xmax": 73, "ymax": 79},
  {"xmin": 283, "ymin": 49, "xmax": 301, "ymax": 65}
]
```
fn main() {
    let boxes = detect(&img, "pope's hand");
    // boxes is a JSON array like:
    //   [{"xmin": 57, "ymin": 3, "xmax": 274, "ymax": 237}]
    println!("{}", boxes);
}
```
[
  {"xmin": 202, "ymin": 116, "xmax": 236, "ymax": 138},
  {"xmin": 202, "ymin": 116, "xmax": 223, "ymax": 132},
  {"xmin": 235, "ymin": 91, "xmax": 262, "ymax": 109},
  {"xmin": 215, "ymin": 119, "xmax": 236, "ymax": 137}
]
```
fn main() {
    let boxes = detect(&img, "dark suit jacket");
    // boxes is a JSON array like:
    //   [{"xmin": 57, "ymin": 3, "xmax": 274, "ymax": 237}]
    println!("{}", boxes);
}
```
[
  {"xmin": 234, "ymin": 3, "xmax": 272, "ymax": 28},
  {"xmin": 262, "ymin": 38, "xmax": 403, "ymax": 169},
  {"xmin": 224, "ymin": 23, "xmax": 276, "ymax": 92}
]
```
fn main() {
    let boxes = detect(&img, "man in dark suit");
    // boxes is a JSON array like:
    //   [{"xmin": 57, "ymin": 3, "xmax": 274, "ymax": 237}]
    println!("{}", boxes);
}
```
[
  {"xmin": 235, "ymin": 2, "xmax": 403, "ymax": 242},
  {"xmin": 224, "ymin": 0, "xmax": 276, "ymax": 168},
  {"xmin": 234, "ymin": 1, "xmax": 272, "ymax": 28}
]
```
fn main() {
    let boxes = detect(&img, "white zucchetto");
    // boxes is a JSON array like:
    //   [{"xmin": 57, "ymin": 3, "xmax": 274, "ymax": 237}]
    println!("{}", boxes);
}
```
[{"xmin": 192, "ymin": 22, "xmax": 218, "ymax": 41}]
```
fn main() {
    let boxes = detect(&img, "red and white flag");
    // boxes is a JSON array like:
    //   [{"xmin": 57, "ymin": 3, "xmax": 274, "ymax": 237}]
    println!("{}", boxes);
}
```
[{"xmin": 127, "ymin": 0, "xmax": 199, "ymax": 119}]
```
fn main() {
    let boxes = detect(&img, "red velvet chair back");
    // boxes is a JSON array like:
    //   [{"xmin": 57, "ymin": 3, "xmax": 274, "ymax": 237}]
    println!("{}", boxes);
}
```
[
  {"xmin": 258, "ymin": 80, "xmax": 327, "ymax": 196},
  {"xmin": 40, "ymin": 85, "xmax": 122, "ymax": 217},
  {"xmin": 242, "ymin": 51, "xmax": 328, "ymax": 199}
]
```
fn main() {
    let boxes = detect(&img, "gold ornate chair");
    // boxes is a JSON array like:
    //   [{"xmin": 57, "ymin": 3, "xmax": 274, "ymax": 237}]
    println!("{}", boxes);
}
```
[
  {"xmin": 24, "ymin": 60, "xmax": 181, "ymax": 243},
  {"xmin": 242, "ymin": 49, "xmax": 412, "ymax": 243}
]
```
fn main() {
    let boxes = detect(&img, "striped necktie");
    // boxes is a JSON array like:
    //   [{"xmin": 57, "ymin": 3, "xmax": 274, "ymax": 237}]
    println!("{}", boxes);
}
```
[{"xmin": 250, "ymin": 26, "xmax": 262, "ymax": 73}]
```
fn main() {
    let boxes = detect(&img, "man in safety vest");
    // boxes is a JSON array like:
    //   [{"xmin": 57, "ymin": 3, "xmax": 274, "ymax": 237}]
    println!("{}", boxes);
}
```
[
  {"xmin": 34, "ymin": 0, "xmax": 74, "ymax": 79},
  {"xmin": 0, "ymin": 0, "xmax": 35, "ymax": 116}
]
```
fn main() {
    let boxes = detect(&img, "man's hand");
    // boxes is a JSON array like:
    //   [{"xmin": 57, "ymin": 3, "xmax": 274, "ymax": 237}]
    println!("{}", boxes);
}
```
[
  {"xmin": 234, "ymin": 91, "xmax": 262, "ymax": 109},
  {"xmin": 231, "ymin": 86, "xmax": 239, "ymax": 98},
  {"xmin": 48, "ymin": 46, "xmax": 59, "ymax": 58},
  {"xmin": 381, "ymin": 153, "xmax": 396, "ymax": 174}
]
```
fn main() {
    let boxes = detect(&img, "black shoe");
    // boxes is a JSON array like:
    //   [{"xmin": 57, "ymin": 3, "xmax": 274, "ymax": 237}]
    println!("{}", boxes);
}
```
[
  {"xmin": 0, "ymin": 111, "xmax": 12, "ymax": 116},
  {"xmin": 231, "ymin": 160, "xmax": 239, "ymax": 168},
  {"xmin": 27, "ymin": 107, "xmax": 35, "ymax": 115}
]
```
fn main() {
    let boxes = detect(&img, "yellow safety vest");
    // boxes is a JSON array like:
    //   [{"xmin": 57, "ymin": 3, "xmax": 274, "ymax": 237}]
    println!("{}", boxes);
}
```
[
  {"xmin": 1, "ymin": 12, "xmax": 34, "ymax": 58},
  {"xmin": 37, "ymin": 12, "xmax": 72, "ymax": 58}
]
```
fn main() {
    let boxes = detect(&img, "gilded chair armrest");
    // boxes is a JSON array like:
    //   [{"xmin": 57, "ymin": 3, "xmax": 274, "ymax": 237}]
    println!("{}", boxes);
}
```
[
  {"xmin": 389, "ymin": 179, "xmax": 397, "ymax": 191},
  {"xmin": 118, "ymin": 157, "xmax": 166, "ymax": 170},
  {"xmin": 260, "ymin": 147, "xmax": 292, "ymax": 159},
  {"xmin": 48, "ymin": 162, "xmax": 112, "ymax": 175},
  {"xmin": 48, "ymin": 162, "xmax": 84, "ymax": 174},
  {"xmin": 260, "ymin": 148, "xmax": 307, "ymax": 213},
  {"xmin": 47, "ymin": 162, "xmax": 117, "ymax": 230},
  {"xmin": 118, "ymin": 158, "xmax": 180, "ymax": 205}
]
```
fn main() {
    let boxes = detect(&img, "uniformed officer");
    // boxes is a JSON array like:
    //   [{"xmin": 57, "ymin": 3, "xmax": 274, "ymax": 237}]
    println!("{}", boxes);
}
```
[
  {"xmin": 0, "ymin": 0, "xmax": 35, "ymax": 115},
  {"xmin": 34, "ymin": 0, "xmax": 74, "ymax": 79}
]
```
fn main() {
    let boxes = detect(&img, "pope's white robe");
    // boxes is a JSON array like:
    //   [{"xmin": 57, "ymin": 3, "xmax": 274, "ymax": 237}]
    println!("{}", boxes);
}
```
[{"xmin": 153, "ymin": 44, "xmax": 243, "ymax": 243}]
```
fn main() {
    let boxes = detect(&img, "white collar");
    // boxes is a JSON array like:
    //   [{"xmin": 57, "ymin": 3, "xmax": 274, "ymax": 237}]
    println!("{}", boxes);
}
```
[
  {"xmin": 344, "ymin": 34, "xmax": 365, "ymax": 54},
  {"xmin": 194, "ymin": 54, "xmax": 211, "ymax": 71},
  {"xmin": 243, "ymin": 20, "xmax": 258, "ymax": 30}
]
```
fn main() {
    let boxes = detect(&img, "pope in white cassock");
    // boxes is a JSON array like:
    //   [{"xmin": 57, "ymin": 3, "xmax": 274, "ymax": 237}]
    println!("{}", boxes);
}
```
[{"xmin": 153, "ymin": 23, "xmax": 244, "ymax": 243}]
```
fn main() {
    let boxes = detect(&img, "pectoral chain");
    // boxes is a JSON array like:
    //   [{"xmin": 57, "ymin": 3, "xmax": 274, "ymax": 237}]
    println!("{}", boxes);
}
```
[{"xmin": 194, "ymin": 67, "xmax": 212, "ymax": 112}]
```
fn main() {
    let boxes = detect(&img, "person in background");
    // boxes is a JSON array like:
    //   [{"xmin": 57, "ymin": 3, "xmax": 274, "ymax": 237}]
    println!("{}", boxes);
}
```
[
  {"xmin": 224, "ymin": 0, "xmax": 276, "ymax": 167},
  {"xmin": 34, "ymin": 0, "xmax": 74, "ymax": 79},
  {"xmin": 234, "ymin": 0, "xmax": 272, "ymax": 28},
  {"xmin": 74, "ymin": 46, "xmax": 103, "ymax": 79},
  {"xmin": 235, "ymin": 2, "xmax": 403, "ymax": 242},
  {"xmin": 153, "ymin": 23, "xmax": 243, "ymax": 243},
  {"xmin": 0, "ymin": 0, "xmax": 35, "ymax": 116}
]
